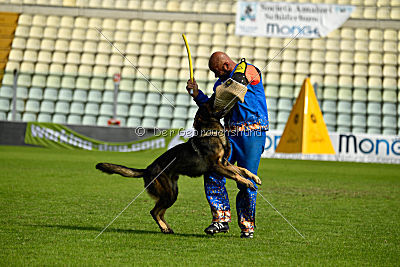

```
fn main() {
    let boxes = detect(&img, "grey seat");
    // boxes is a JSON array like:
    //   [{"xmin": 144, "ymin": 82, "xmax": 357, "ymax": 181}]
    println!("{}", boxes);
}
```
[
  {"xmin": 337, "ymin": 114, "xmax": 351, "ymax": 127},
  {"xmin": 367, "ymin": 115, "xmax": 381, "ymax": 128},
  {"xmin": 58, "ymin": 89, "xmax": 73, "ymax": 101},
  {"xmin": 352, "ymin": 127, "xmax": 366, "ymax": 134},
  {"xmin": 97, "ymin": 116, "xmax": 110, "ymax": 126},
  {"xmin": 336, "ymin": 126, "xmax": 351, "ymax": 133},
  {"xmin": 266, "ymin": 97, "xmax": 277, "ymax": 111},
  {"xmin": 73, "ymin": 89, "xmax": 88, "ymax": 102},
  {"xmin": 25, "ymin": 100, "xmax": 40, "ymax": 112},
  {"xmin": 173, "ymin": 106, "xmax": 187, "ymax": 119},
  {"xmin": 352, "ymin": 102, "xmax": 367, "ymax": 115},
  {"xmin": 85, "ymin": 103, "xmax": 99, "ymax": 115},
  {"xmin": 0, "ymin": 86, "xmax": 13, "ymax": 99},
  {"xmin": 367, "ymin": 127, "xmax": 381, "ymax": 134},
  {"xmin": 322, "ymin": 100, "xmax": 337, "ymax": 114},
  {"xmin": 352, "ymin": 114, "xmax": 366, "ymax": 127},
  {"xmin": 146, "ymin": 92, "xmax": 161, "ymax": 105},
  {"xmin": 40, "ymin": 100, "xmax": 55, "ymax": 113},
  {"xmin": 87, "ymin": 90, "xmax": 102, "ymax": 103},
  {"xmin": 175, "ymin": 94, "xmax": 190, "ymax": 107},
  {"xmin": 22, "ymin": 112, "xmax": 37, "ymax": 122},
  {"xmin": 7, "ymin": 111, "xmax": 21, "ymax": 121},
  {"xmin": 132, "ymin": 92, "xmax": 146, "ymax": 104},
  {"xmin": 55, "ymin": 101, "xmax": 70, "ymax": 114},
  {"xmin": 117, "ymin": 91, "xmax": 131, "ymax": 104},
  {"xmin": 156, "ymin": 118, "xmax": 171, "ymax": 129},
  {"xmin": 67, "ymin": 114, "xmax": 81, "ymax": 124},
  {"xmin": 337, "ymin": 101, "xmax": 351, "ymax": 114},
  {"xmin": 268, "ymin": 111, "xmax": 276, "ymax": 123},
  {"xmin": 158, "ymin": 105, "xmax": 173, "ymax": 119},
  {"xmin": 0, "ymin": 111, "xmax": 6, "ymax": 120},
  {"xmin": 142, "ymin": 118, "xmax": 156, "ymax": 128},
  {"xmin": 127, "ymin": 117, "xmax": 141, "ymax": 127},
  {"xmin": 171, "ymin": 119, "xmax": 185, "ymax": 128},
  {"xmin": 0, "ymin": 99, "xmax": 10, "ymax": 111},
  {"xmin": 82, "ymin": 115, "xmax": 97, "ymax": 125},
  {"xmin": 102, "ymin": 91, "xmax": 114, "ymax": 103},
  {"xmin": 144, "ymin": 105, "xmax": 158, "ymax": 118},
  {"xmin": 52, "ymin": 114, "xmax": 66, "ymax": 124},
  {"xmin": 161, "ymin": 93, "xmax": 175, "ymax": 106},
  {"xmin": 277, "ymin": 98, "xmax": 292, "ymax": 111},
  {"xmin": 367, "ymin": 102, "xmax": 381, "ymax": 115},
  {"xmin": 37, "ymin": 113, "xmax": 52, "ymax": 122},
  {"xmin": 129, "ymin": 104, "xmax": 144, "ymax": 117},
  {"xmin": 116, "ymin": 104, "xmax": 129, "ymax": 117},
  {"xmin": 382, "ymin": 103, "xmax": 396, "ymax": 116},
  {"xmin": 70, "ymin": 102, "xmax": 84, "ymax": 115},
  {"xmin": 382, "ymin": 128, "xmax": 396, "ymax": 135},
  {"xmin": 43, "ymin": 88, "xmax": 58, "ymax": 101},
  {"xmin": 382, "ymin": 116, "xmax": 396, "ymax": 129},
  {"xmin": 277, "ymin": 111, "xmax": 290, "ymax": 123},
  {"xmin": 100, "ymin": 103, "xmax": 113, "ymax": 116},
  {"xmin": 17, "ymin": 87, "xmax": 28, "ymax": 99},
  {"xmin": 323, "ymin": 113, "xmax": 336, "ymax": 126}
]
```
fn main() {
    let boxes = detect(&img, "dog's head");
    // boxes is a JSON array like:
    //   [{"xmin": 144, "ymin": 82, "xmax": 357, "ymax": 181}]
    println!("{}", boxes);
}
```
[{"xmin": 193, "ymin": 95, "xmax": 224, "ymax": 130}]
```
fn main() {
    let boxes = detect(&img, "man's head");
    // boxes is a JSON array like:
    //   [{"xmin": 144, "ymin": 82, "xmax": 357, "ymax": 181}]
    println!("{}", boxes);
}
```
[{"xmin": 208, "ymin": 52, "xmax": 236, "ymax": 81}]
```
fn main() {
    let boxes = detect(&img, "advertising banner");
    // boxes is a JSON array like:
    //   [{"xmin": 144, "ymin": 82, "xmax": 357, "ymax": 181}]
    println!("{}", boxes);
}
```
[
  {"xmin": 263, "ymin": 130, "xmax": 400, "ymax": 164},
  {"xmin": 24, "ymin": 122, "xmax": 182, "ymax": 153},
  {"xmin": 236, "ymin": 1, "xmax": 355, "ymax": 38}
]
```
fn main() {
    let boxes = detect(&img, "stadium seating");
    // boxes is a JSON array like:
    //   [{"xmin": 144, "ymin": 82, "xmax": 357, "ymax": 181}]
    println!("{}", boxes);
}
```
[{"xmin": 0, "ymin": 2, "xmax": 399, "ymax": 134}]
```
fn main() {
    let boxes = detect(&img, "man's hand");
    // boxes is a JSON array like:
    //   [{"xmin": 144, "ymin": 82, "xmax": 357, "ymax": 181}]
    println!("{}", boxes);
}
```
[{"xmin": 186, "ymin": 79, "xmax": 199, "ymax": 98}]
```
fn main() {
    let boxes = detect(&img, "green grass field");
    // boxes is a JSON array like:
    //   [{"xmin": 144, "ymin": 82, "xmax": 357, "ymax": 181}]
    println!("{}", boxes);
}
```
[{"xmin": 0, "ymin": 146, "xmax": 399, "ymax": 265}]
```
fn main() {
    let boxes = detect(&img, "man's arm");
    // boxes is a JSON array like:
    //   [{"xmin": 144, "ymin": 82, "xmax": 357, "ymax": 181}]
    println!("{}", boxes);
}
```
[{"xmin": 186, "ymin": 79, "xmax": 209, "ymax": 106}]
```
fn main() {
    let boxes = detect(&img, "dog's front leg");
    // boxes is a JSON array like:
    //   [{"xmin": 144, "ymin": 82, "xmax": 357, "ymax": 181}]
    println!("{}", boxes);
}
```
[{"xmin": 213, "ymin": 162, "xmax": 256, "ymax": 190}]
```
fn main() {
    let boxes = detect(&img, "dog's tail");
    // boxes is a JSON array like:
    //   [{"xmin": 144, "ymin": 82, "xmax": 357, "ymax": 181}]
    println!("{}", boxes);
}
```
[{"xmin": 96, "ymin": 163, "xmax": 146, "ymax": 178}]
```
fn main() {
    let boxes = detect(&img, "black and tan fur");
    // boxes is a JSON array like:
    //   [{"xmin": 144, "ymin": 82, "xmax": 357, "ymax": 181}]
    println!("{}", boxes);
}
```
[{"xmin": 96, "ymin": 98, "xmax": 261, "ymax": 234}]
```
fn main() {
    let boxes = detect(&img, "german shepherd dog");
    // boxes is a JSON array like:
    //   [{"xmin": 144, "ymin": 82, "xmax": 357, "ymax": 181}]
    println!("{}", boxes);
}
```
[{"xmin": 96, "ymin": 97, "xmax": 261, "ymax": 234}]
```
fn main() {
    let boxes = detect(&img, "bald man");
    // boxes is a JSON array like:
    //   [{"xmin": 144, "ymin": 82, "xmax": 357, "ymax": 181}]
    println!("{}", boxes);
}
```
[{"xmin": 186, "ymin": 52, "xmax": 269, "ymax": 238}]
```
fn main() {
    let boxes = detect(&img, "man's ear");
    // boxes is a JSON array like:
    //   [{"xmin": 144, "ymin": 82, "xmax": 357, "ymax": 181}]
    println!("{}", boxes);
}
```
[{"xmin": 222, "ymin": 62, "xmax": 230, "ymax": 72}]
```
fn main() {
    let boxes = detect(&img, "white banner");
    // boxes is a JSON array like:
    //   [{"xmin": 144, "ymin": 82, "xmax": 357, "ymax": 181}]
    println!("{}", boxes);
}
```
[
  {"xmin": 263, "ymin": 130, "xmax": 400, "ymax": 164},
  {"xmin": 236, "ymin": 1, "xmax": 355, "ymax": 38}
]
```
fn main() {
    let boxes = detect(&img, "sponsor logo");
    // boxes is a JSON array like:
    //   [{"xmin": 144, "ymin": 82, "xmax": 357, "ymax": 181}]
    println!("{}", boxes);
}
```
[
  {"xmin": 338, "ymin": 134, "xmax": 400, "ymax": 156},
  {"xmin": 266, "ymin": 23, "xmax": 319, "ymax": 36}
]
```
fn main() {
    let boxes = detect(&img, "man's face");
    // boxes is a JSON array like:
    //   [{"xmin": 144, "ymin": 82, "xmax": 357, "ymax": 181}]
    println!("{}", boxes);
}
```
[{"xmin": 210, "ymin": 62, "xmax": 231, "ymax": 80}]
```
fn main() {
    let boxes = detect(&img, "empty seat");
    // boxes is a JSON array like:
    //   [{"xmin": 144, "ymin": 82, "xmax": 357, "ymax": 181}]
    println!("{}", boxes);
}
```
[
  {"xmin": 382, "ymin": 103, "xmax": 396, "ymax": 115},
  {"xmin": 144, "ymin": 105, "xmax": 158, "ymax": 118},
  {"xmin": 22, "ymin": 112, "xmax": 37, "ymax": 122},
  {"xmin": 52, "ymin": 114, "xmax": 66, "ymax": 124},
  {"xmin": 116, "ymin": 104, "xmax": 129, "ymax": 117},
  {"xmin": 72, "ymin": 90, "xmax": 88, "ymax": 102},
  {"xmin": 171, "ymin": 119, "xmax": 185, "ymax": 129},
  {"xmin": 37, "ymin": 113, "xmax": 52, "ymax": 122},
  {"xmin": 322, "ymin": 100, "xmax": 337, "ymax": 113},
  {"xmin": 382, "ymin": 116, "xmax": 396, "ymax": 129},
  {"xmin": 338, "ymin": 101, "xmax": 351, "ymax": 114},
  {"xmin": 100, "ymin": 103, "xmax": 113, "ymax": 116},
  {"xmin": 173, "ymin": 107, "xmax": 187, "ymax": 119},
  {"xmin": 337, "ymin": 114, "xmax": 351, "ymax": 127},
  {"xmin": 40, "ymin": 100, "xmax": 55, "ymax": 114},
  {"xmin": 55, "ymin": 101, "xmax": 70, "ymax": 114},
  {"xmin": 25, "ymin": 100, "xmax": 40, "ymax": 113}
]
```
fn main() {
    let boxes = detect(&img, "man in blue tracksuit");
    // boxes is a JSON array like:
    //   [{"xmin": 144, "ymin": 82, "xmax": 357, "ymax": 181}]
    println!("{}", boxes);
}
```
[{"xmin": 186, "ymin": 52, "xmax": 269, "ymax": 238}]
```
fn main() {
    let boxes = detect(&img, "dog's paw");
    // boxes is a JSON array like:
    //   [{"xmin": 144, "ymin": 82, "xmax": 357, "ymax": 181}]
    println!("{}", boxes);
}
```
[
  {"xmin": 161, "ymin": 228, "xmax": 174, "ymax": 234},
  {"xmin": 253, "ymin": 175, "xmax": 262, "ymax": 185}
]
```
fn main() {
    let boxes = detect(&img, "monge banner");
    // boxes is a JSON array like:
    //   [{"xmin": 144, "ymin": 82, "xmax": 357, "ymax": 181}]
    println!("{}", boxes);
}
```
[
  {"xmin": 236, "ymin": 1, "xmax": 355, "ymax": 38},
  {"xmin": 263, "ymin": 130, "xmax": 400, "ymax": 164}
]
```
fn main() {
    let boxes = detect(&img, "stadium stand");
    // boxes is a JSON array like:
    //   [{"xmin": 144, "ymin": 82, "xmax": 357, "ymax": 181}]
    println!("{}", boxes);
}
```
[{"xmin": 0, "ymin": 1, "xmax": 399, "ymax": 135}]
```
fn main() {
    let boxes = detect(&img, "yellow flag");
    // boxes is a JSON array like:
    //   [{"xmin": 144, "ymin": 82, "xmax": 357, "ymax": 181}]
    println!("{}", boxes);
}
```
[{"xmin": 275, "ymin": 78, "xmax": 335, "ymax": 154}]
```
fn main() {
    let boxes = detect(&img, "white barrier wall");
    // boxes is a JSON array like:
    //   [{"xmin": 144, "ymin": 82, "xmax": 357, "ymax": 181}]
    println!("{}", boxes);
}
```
[{"xmin": 263, "ymin": 130, "xmax": 400, "ymax": 164}]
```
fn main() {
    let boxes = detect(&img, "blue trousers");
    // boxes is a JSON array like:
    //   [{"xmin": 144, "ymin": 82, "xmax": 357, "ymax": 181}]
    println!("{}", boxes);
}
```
[{"xmin": 204, "ymin": 131, "xmax": 266, "ymax": 232}]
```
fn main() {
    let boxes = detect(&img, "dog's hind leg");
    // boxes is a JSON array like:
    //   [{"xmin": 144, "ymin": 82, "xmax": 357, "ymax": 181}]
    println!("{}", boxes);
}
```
[
  {"xmin": 150, "ymin": 201, "xmax": 173, "ymax": 234},
  {"xmin": 149, "ymin": 175, "xmax": 178, "ymax": 234}
]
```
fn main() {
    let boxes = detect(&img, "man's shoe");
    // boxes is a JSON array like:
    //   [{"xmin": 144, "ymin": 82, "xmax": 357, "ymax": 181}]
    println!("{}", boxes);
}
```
[
  {"xmin": 240, "ymin": 232, "xmax": 254, "ymax": 238},
  {"xmin": 204, "ymin": 222, "xmax": 229, "ymax": 235}
]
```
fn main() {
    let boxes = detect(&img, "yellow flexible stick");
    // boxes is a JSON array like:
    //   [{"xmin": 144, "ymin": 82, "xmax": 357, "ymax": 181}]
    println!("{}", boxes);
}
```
[{"xmin": 182, "ymin": 34, "xmax": 194, "ymax": 94}]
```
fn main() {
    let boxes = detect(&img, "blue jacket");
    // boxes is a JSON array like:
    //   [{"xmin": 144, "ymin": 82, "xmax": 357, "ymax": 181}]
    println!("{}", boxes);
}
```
[{"xmin": 194, "ymin": 62, "xmax": 269, "ymax": 131}]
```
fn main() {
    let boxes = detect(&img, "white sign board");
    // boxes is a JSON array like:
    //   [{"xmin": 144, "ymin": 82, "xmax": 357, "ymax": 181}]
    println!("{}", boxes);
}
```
[
  {"xmin": 236, "ymin": 1, "xmax": 355, "ymax": 38},
  {"xmin": 263, "ymin": 130, "xmax": 400, "ymax": 164}
]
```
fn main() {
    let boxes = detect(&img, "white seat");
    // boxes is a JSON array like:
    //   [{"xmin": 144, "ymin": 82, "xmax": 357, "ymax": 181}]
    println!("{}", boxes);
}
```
[
  {"xmin": 60, "ymin": 16, "xmax": 74, "ymax": 28},
  {"xmin": 43, "ymin": 27, "xmax": 58, "ymax": 39}
]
